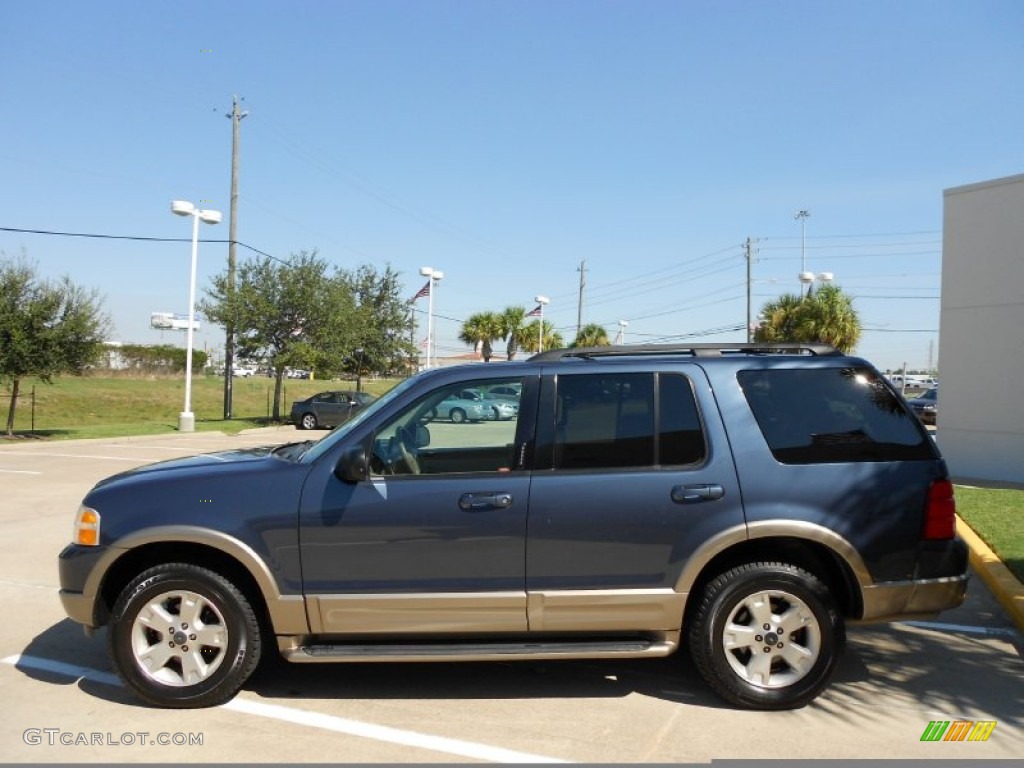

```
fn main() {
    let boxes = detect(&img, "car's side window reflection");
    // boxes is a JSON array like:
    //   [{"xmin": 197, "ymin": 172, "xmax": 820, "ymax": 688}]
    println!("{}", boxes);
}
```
[{"xmin": 370, "ymin": 378, "xmax": 524, "ymax": 476}]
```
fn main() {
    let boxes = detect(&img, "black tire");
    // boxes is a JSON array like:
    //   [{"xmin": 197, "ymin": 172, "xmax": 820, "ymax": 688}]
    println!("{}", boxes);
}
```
[
  {"xmin": 450, "ymin": 408, "xmax": 466, "ymax": 424},
  {"xmin": 300, "ymin": 412, "xmax": 318, "ymax": 430},
  {"xmin": 687, "ymin": 562, "xmax": 843, "ymax": 710},
  {"xmin": 107, "ymin": 563, "xmax": 262, "ymax": 708}
]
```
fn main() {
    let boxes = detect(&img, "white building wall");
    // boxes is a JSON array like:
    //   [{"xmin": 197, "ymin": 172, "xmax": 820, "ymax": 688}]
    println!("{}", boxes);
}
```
[{"xmin": 939, "ymin": 174, "xmax": 1024, "ymax": 485}]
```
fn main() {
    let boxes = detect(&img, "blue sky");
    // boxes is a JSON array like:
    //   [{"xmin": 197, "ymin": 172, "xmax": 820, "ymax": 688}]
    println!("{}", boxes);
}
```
[{"xmin": 3, "ymin": 0, "xmax": 1022, "ymax": 372}]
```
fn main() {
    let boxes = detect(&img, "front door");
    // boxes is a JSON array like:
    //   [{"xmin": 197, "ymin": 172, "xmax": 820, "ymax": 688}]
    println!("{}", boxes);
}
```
[{"xmin": 298, "ymin": 374, "xmax": 536, "ymax": 635}]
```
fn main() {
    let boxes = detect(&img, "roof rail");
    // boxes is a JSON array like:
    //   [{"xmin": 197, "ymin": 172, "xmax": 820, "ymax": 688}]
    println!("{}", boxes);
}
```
[{"xmin": 528, "ymin": 342, "xmax": 842, "ymax": 363}]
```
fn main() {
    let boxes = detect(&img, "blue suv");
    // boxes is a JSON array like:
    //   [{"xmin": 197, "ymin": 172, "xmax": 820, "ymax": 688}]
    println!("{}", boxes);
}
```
[{"xmin": 58, "ymin": 343, "xmax": 968, "ymax": 710}]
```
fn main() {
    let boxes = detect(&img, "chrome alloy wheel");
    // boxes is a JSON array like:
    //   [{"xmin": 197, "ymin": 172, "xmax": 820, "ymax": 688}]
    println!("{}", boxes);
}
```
[
  {"xmin": 130, "ymin": 589, "xmax": 229, "ymax": 687},
  {"xmin": 721, "ymin": 589, "xmax": 822, "ymax": 689}
]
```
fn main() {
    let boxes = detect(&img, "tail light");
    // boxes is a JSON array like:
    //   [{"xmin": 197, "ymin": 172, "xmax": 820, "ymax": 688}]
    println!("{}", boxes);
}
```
[{"xmin": 923, "ymin": 479, "xmax": 956, "ymax": 540}]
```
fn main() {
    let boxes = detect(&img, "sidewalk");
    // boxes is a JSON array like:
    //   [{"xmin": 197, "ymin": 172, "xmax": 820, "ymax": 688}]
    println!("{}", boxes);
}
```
[{"xmin": 957, "ymin": 514, "xmax": 1024, "ymax": 633}]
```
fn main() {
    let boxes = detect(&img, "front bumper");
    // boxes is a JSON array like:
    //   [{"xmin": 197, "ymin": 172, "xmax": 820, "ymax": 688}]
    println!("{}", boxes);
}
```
[{"xmin": 57, "ymin": 543, "xmax": 110, "ymax": 628}]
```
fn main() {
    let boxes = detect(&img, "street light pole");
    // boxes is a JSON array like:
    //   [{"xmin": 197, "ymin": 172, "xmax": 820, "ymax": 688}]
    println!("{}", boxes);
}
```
[
  {"xmin": 171, "ymin": 200, "xmax": 221, "ymax": 432},
  {"xmin": 795, "ymin": 209, "xmax": 810, "ymax": 296},
  {"xmin": 534, "ymin": 295, "xmax": 550, "ymax": 353},
  {"xmin": 618, "ymin": 319, "xmax": 629, "ymax": 345}
]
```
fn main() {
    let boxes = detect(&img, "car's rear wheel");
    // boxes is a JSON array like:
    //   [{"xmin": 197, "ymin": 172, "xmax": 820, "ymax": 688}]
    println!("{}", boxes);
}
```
[
  {"xmin": 688, "ymin": 562, "xmax": 843, "ymax": 710},
  {"xmin": 450, "ymin": 408, "xmax": 466, "ymax": 424},
  {"xmin": 300, "ymin": 413, "xmax": 318, "ymax": 430},
  {"xmin": 107, "ymin": 563, "xmax": 262, "ymax": 708}
]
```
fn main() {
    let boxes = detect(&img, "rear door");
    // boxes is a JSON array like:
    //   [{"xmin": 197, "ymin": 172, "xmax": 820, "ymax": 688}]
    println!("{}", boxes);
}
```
[{"xmin": 525, "ymin": 364, "xmax": 745, "ymax": 632}]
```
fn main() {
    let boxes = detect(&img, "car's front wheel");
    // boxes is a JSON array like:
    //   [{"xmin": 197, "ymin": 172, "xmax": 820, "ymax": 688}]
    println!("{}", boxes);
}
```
[
  {"xmin": 688, "ymin": 562, "xmax": 843, "ymax": 710},
  {"xmin": 300, "ymin": 413, "xmax": 318, "ymax": 430},
  {"xmin": 107, "ymin": 563, "xmax": 262, "ymax": 708}
]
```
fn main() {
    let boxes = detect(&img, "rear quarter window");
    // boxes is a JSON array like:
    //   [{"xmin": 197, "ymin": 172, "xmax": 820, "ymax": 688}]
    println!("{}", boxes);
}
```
[{"xmin": 738, "ymin": 368, "xmax": 934, "ymax": 464}]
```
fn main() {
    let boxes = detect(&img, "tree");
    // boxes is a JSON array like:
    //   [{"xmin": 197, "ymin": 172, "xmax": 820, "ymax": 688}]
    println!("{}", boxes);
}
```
[
  {"xmin": 202, "ymin": 251, "xmax": 357, "ymax": 420},
  {"xmin": 499, "ymin": 306, "xmax": 529, "ymax": 360},
  {"xmin": 572, "ymin": 323, "xmax": 610, "ymax": 347},
  {"xmin": 0, "ymin": 254, "xmax": 109, "ymax": 434},
  {"xmin": 754, "ymin": 284, "xmax": 861, "ymax": 354},
  {"xmin": 518, "ymin": 320, "xmax": 564, "ymax": 354},
  {"xmin": 459, "ymin": 311, "xmax": 504, "ymax": 362},
  {"xmin": 338, "ymin": 264, "xmax": 417, "ymax": 387}
]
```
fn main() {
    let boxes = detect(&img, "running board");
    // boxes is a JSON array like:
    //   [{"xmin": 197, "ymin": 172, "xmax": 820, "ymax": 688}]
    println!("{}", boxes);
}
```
[{"xmin": 280, "ymin": 636, "xmax": 678, "ymax": 663}]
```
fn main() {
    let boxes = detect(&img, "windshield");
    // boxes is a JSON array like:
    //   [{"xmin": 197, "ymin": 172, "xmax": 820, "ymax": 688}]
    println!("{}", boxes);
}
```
[{"xmin": 300, "ymin": 375, "xmax": 421, "ymax": 463}]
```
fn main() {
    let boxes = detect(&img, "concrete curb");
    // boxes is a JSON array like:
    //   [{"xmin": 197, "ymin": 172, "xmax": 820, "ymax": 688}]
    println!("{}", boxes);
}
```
[{"xmin": 956, "ymin": 514, "xmax": 1024, "ymax": 634}]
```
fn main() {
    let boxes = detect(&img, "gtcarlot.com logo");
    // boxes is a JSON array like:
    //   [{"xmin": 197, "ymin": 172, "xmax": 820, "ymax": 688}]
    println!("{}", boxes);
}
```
[
  {"xmin": 23, "ymin": 729, "xmax": 203, "ymax": 747},
  {"xmin": 920, "ymin": 720, "xmax": 996, "ymax": 742}
]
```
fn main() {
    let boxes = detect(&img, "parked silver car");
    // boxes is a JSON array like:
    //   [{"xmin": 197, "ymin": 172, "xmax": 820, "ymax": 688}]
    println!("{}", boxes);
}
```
[{"xmin": 430, "ymin": 390, "xmax": 494, "ymax": 423}]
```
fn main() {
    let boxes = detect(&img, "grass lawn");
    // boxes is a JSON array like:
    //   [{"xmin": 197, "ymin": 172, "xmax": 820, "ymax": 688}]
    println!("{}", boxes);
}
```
[
  {"xmin": 2, "ymin": 373, "xmax": 401, "ymax": 440},
  {"xmin": 956, "ymin": 485, "xmax": 1024, "ymax": 584}
]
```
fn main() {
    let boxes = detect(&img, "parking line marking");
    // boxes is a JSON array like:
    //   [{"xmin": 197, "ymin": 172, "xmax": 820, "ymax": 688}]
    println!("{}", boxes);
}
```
[
  {"xmin": 900, "ymin": 620, "xmax": 1019, "ymax": 638},
  {"xmin": 0, "ymin": 469, "xmax": 42, "ymax": 475},
  {"xmin": 0, "ymin": 452, "xmax": 162, "ymax": 462},
  {"xmin": 4, "ymin": 654, "xmax": 121, "ymax": 687},
  {"xmin": 0, "ymin": 579, "xmax": 57, "ymax": 591},
  {"xmin": 2, "ymin": 654, "xmax": 568, "ymax": 764},
  {"xmin": 225, "ymin": 698, "xmax": 568, "ymax": 763}
]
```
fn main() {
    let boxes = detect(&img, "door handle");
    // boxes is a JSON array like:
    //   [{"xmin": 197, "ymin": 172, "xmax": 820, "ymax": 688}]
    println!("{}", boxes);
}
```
[
  {"xmin": 671, "ymin": 484, "xmax": 725, "ymax": 504},
  {"xmin": 458, "ymin": 492, "xmax": 514, "ymax": 512}
]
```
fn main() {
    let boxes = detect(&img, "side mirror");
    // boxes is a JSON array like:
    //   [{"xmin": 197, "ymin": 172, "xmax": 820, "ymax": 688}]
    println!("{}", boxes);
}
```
[
  {"xmin": 334, "ymin": 446, "xmax": 368, "ymax": 484},
  {"xmin": 415, "ymin": 425, "xmax": 430, "ymax": 448}
]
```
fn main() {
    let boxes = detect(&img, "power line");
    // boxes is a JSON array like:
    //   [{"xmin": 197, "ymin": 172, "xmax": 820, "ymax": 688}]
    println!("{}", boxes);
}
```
[{"xmin": 0, "ymin": 226, "xmax": 287, "ymax": 264}]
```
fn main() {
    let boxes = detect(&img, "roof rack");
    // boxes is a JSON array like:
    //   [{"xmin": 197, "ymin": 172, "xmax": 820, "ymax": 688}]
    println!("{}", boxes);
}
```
[{"xmin": 528, "ymin": 342, "xmax": 841, "ymax": 363}]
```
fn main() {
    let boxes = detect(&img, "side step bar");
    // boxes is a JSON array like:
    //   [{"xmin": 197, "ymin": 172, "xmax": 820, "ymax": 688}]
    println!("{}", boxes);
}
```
[{"xmin": 279, "ymin": 635, "xmax": 678, "ymax": 664}]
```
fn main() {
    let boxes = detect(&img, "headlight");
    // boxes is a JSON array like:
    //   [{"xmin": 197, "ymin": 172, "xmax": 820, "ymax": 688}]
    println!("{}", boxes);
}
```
[{"xmin": 73, "ymin": 505, "xmax": 101, "ymax": 546}]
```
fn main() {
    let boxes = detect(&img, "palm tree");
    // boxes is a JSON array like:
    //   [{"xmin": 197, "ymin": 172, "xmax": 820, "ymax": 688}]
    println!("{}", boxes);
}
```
[
  {"xmin": 518, "ymin": 320, "xmax": 564, "ymax": 354},
  {"xmin": 572, "ymin": 323, "xmax": 610, "ymax": 347},
  {"xmin": 458, "ymin": 311, "xmax": 503, "ymax": 362},
  {"xmin": 798, "ymin": 283, "xmax": 861, "ymax": 353},
  {"xmin": 499, "ymin": 306, "xmax": 529, "ymax": 360},
  {"xmin": 754, "ymin": 284, "xmax": 860, "ymax": 353}
]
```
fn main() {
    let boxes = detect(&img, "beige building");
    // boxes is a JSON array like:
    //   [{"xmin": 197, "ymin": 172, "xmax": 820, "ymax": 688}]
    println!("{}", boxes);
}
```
[{"xmin": 939, "ymin": 173, "xmax": 1024, "ymax": 486}]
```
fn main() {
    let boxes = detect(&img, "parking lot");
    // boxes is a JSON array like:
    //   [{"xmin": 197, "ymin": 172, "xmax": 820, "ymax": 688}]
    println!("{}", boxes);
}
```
[{"xmin": 1, "ymin": 428, "xmax": 1021, "ymax": 763}]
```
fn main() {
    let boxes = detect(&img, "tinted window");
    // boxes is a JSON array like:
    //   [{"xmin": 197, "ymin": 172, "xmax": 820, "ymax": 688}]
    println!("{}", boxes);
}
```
[
  {"xmin": 659, "ymin": 374, "xmax": 706, "ymax": 465},
  {"xmin": 553, "ymin": 372, "xmax": 705, "ymax": 469},
  {"xmin": 738, "ymin": 368, "xmax": 934, "ymax": 464}
]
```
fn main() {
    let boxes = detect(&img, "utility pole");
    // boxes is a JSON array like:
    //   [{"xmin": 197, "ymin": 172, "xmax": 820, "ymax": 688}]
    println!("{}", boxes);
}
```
[
  {"xmin": 223, "ymin": 95, "xmax": 248, "ymax": 420},
  {"xmin": 576, "ymin": 259, "xmax": 587, "ymax": 339},
  {"xmin": 745, "ymin": 238, "xmax": 755, "ymax": 342}
]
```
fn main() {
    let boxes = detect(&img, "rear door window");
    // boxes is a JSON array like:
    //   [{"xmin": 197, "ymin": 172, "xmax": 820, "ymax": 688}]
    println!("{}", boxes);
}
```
[{"xmin": 552, "ymin": 372, "xmax": 706, "ymax": 469}]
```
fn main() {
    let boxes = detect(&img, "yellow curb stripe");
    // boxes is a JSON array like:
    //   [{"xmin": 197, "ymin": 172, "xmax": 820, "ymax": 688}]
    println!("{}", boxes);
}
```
[{"xmin": 956, "ymin": 515, "xmax": 1024, "ymax": 634}]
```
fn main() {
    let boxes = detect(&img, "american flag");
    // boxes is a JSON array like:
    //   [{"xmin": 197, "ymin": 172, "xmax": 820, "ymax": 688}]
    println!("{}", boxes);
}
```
[
  {"xmin": 526, "ymin": 304, "xmax": 543, "ymax": 317},
  {"xmin": 411, "ymin": 281, "xmax": 431, "ymax": 301}
]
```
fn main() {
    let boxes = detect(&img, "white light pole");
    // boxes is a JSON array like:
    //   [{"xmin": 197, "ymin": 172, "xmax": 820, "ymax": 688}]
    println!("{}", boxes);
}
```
[
  {"xmin": 795, "ymin": 209, "xmax": 810, "ymax": 296},
  {"xmin": 171, "ymin": 200, "xmax": 222, "ymax": 432},
  {"xmin": 617, "ymin": 319, "xmax": 629, "ymax": 345},
  {"xmin": 534, "ymin": 295, "xmax": 550, "ymax": 352},
  {"xmin": 419, "ymin": 266, "xmax": 444, "ymax": 368}
]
